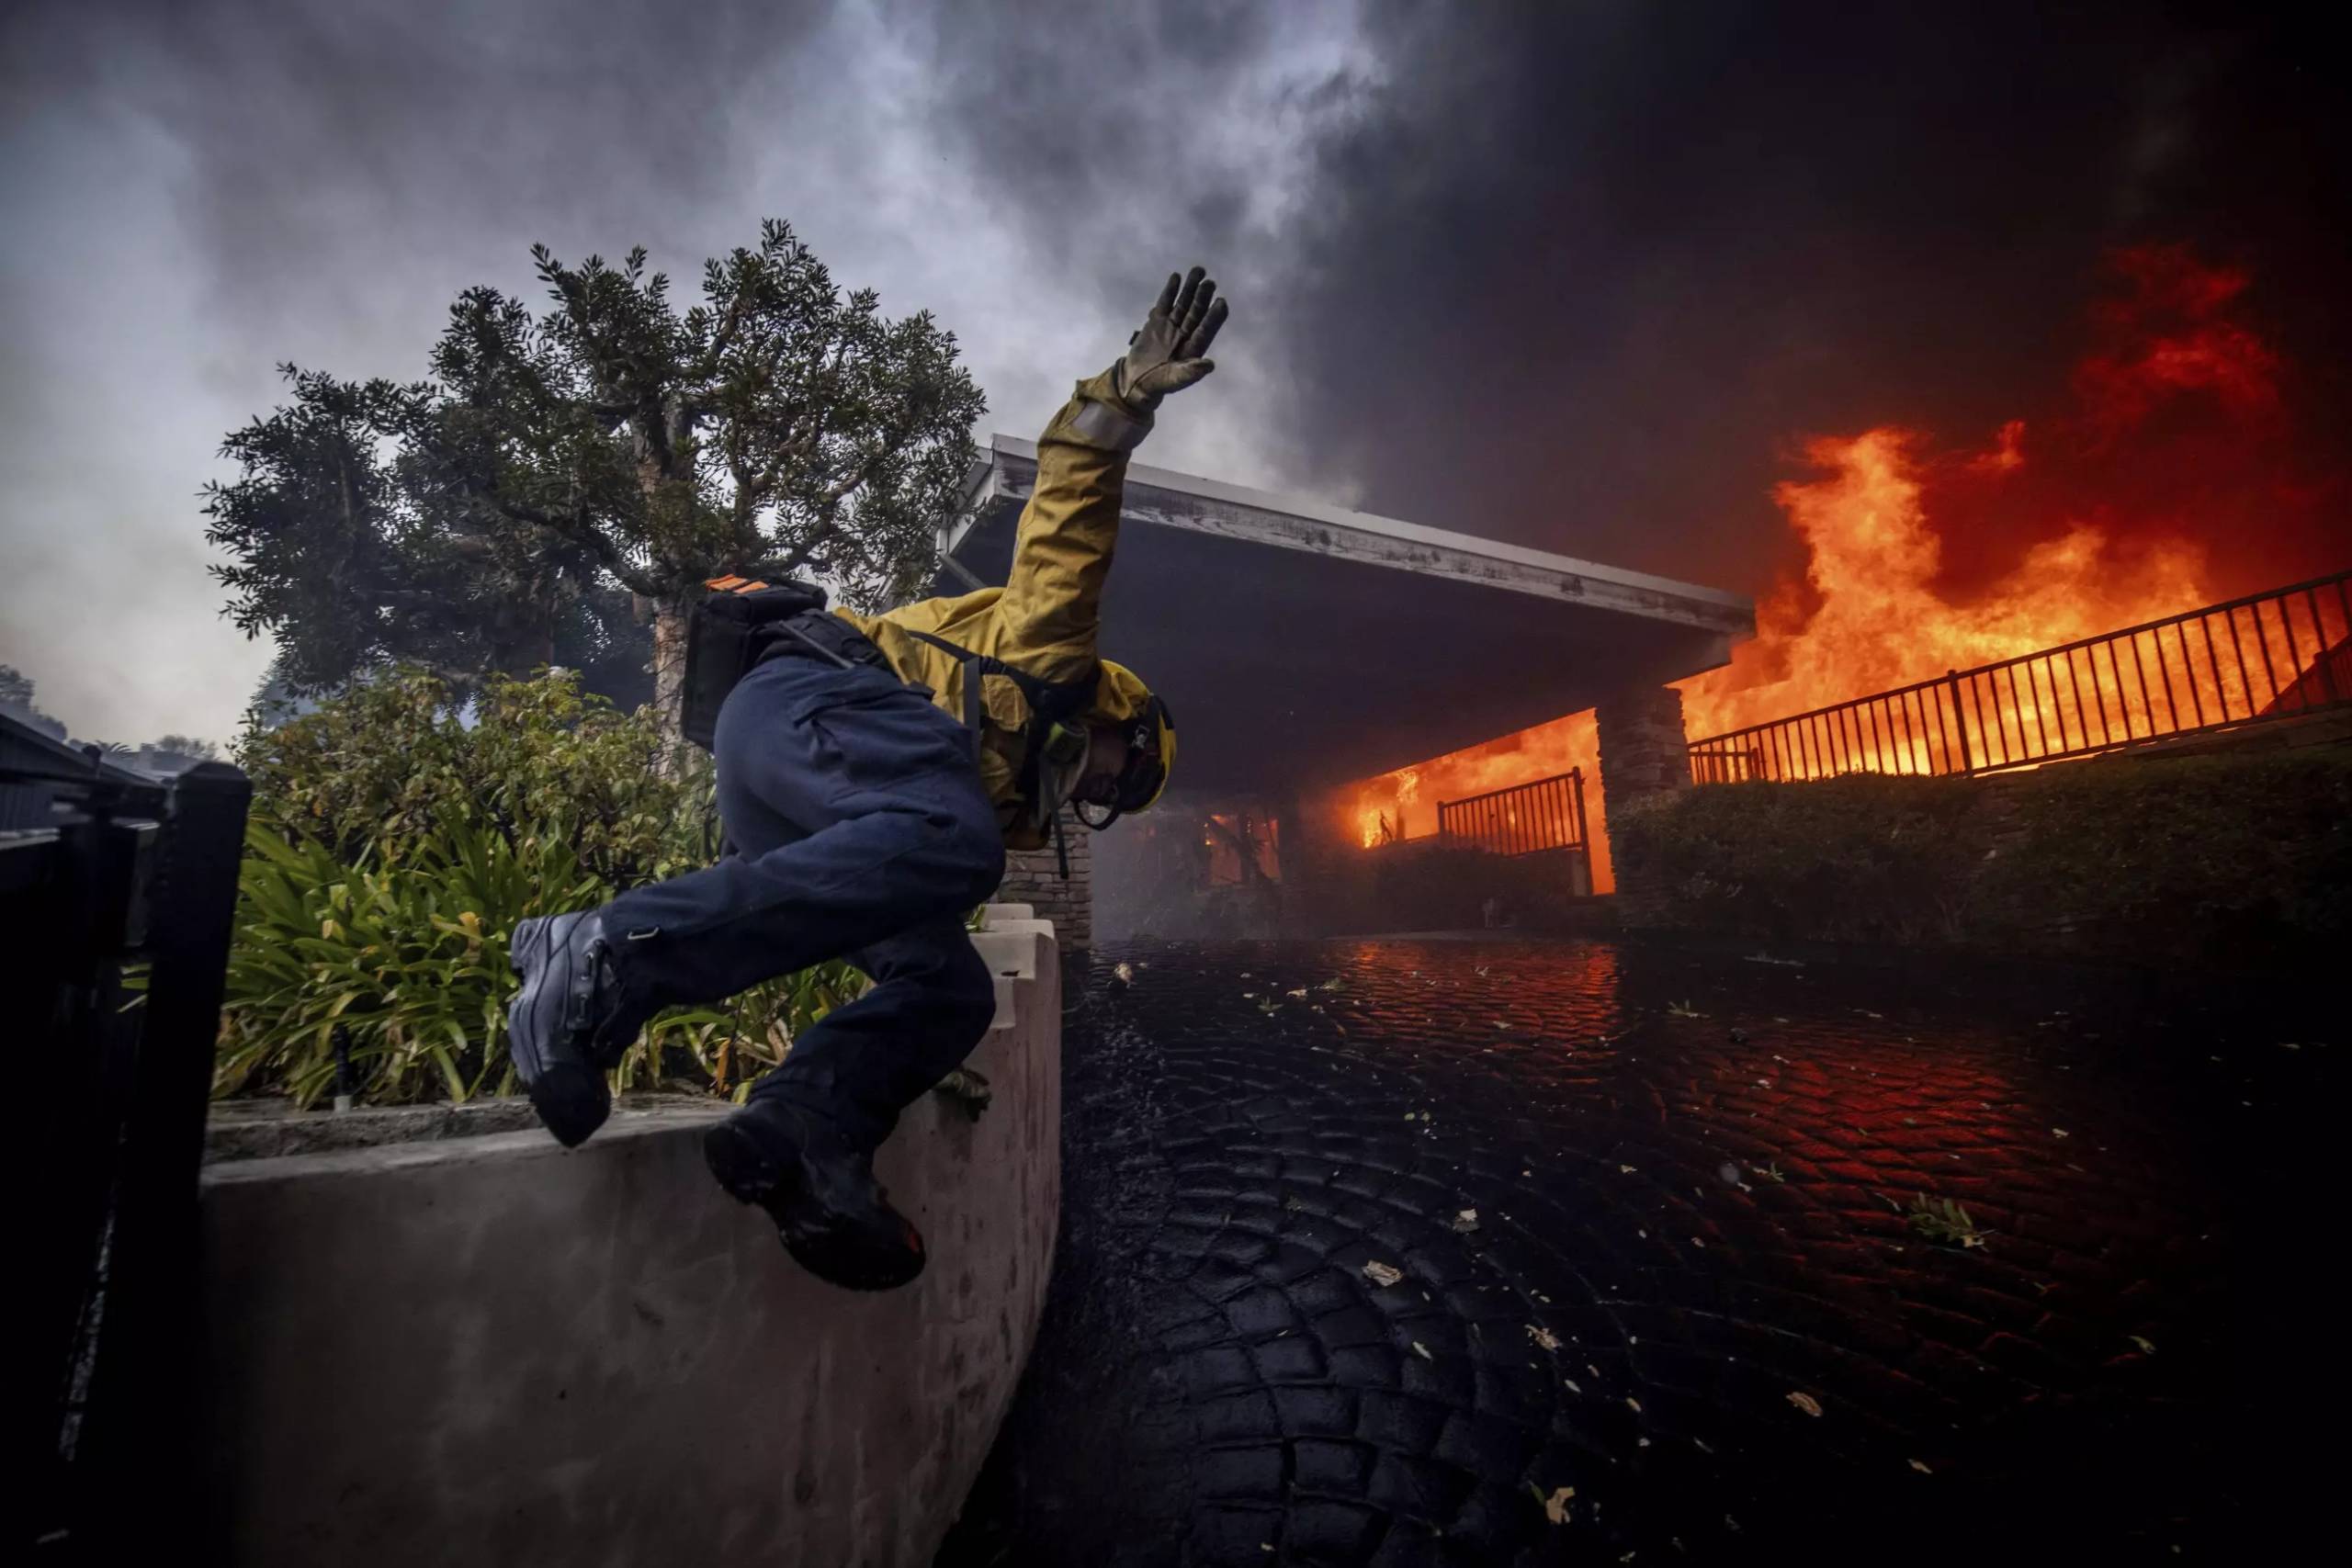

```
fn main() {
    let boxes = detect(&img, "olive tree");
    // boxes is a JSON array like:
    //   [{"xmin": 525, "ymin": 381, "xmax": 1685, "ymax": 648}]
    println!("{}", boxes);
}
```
[{"xmin": 206, "ymin": 220, "xmax": 986, "ymax": 734}]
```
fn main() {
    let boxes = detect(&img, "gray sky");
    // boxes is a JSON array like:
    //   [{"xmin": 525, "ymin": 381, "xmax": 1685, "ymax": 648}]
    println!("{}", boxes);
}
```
[
  {"xmin": 5, "ymin": 1, "xmax": 2342, "ymax": 745},
  {"xmin": 0, "ymin": 0, "xmax": 1378, "ymax": 743}
]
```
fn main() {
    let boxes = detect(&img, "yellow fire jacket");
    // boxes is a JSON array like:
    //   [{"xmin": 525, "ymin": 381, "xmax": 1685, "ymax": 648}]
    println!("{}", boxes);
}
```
[{"xmin": 835, "ymin": 368, "xmax": 1156, "ymax": 851}]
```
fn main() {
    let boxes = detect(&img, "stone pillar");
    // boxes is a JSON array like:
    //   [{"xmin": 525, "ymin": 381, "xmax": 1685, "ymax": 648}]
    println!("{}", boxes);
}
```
[
  {"xmin": 1594, "ymin": 685, "xmax": 1691, "ymax": 902},
  {"xmin": 997, "ymin": 806, "xmax": 1092, "ymax": 949}
]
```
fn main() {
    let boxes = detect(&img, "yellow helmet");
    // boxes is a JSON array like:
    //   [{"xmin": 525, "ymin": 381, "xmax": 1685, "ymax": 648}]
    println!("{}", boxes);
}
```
[{"xmin": 1087, "ymin": 660, "xmax": 1176, "ymax": 819}]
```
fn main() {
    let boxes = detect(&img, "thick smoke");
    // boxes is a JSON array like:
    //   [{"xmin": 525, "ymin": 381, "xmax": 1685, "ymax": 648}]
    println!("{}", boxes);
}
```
[
  {"xmin": 4, "ymin": 0, "xmax": 2345, "ymax": 742},
  {"xmin": 918, "ymin": 1, "xmax": 2351, "ymax": 594},
  {"xmin": 1307, "ymin": 3, "xmax": 2352, "ymax": 592},
  {"xmin": 7, "ymin": 0, "xmax": 816, "ymax": 333}
]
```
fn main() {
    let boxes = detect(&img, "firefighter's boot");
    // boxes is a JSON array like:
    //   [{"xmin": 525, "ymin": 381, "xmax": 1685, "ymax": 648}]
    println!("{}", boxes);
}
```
[
  {"xmin": 702, "ymin": 1099, "xmax": 927, "ymax": 1292},
  {"xmin": 506, "ymin": 910, "xmax": 643, "ymax": 1148}
]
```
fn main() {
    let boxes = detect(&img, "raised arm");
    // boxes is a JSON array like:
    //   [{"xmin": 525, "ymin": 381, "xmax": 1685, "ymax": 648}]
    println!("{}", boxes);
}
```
[{"xmin": 994, "ymin": 267, "xmax": 1228, "ymax": 687}]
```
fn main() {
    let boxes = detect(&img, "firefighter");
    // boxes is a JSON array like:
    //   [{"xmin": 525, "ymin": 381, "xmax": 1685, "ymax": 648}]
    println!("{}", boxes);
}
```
[{"xmin": 504, "ymin": 267, "xmax": 1227, "ymax": 1291}]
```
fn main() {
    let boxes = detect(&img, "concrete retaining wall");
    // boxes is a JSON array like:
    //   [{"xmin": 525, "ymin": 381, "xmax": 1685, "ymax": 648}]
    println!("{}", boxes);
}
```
[{"xmin": 198, "ymin": 909, "xmax": 1060, "ymax": 1568}]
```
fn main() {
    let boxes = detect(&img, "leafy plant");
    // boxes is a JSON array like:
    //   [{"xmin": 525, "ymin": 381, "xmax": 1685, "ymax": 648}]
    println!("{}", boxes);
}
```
[
  {"xmin": 219, "ymin": 819, "xmax": 865, "ymax": 1108},
  {"xmin": 219, "ymin": 822, "xmax": 587, "ymax": 1104},
  {"xmin": 1614, "ymin": 773, "xmax": 1984, "ymax": 945},
  {"xmin": 218, "ymin": 667, "xmax": 863, "ymax": 1108},
  {"xmin": 1907, "ymin": 1194, "xmax": 1990, "ymax": 1249},
  {"xmin": 1612, "ymin": 747, "xmax": 2351, "ymax": 969},
  {"xmin": 616, "ymin": 961, "xmax": 869, "ymax": 1104},
  {"xmin": 1984, "ymin": 747, "xmax": 2352, "ymax": 966},
  {"xmin": 238, "ymin": 666, "xmax": 707, "ymax": 885}
]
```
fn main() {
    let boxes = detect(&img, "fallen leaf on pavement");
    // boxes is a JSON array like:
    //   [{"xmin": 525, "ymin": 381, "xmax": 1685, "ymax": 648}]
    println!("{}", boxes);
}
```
[
  {"xmin": 1909, "ymin": 1459, "xmax": 1933, "ymax": 1474},
  {"xmin": 1453, "ymin": 1208, "xmax": 1480, "ymax": 1233},
  {"xmin": 1542, "ymin": 1484, "xmax": 1575, "ymax": 1524},
  {"xmin": 1527, "ymin": 1324, "xmax": 1561, "ymax": 1350},
  {"xmin": 1411, "ymin": 1341, "xmax": 1432, "ymax": 1359},
  {"xmin": 1787, "ymin": 1391, "xmax": 1824, "ymax": 1418},
  {"xmin": 1363, "ymin": 1260, "xmax": 1404, "ymax": 1288},
  {"xmin": 2128, "ymin": 1335, "xmax": 2156, "ymax": 1355}
]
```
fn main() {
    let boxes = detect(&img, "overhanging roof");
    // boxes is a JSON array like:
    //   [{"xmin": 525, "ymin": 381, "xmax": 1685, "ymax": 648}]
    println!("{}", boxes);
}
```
[{"xmin": 936, "ymin": 435, "xmax": 1755, "ymax": 793}]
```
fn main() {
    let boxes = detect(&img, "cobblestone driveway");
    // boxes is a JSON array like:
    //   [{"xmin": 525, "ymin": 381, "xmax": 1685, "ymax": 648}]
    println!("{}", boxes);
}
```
[{"xmin": 938, "ymin": 938, "xmax": 2335, "ymax": 1567}]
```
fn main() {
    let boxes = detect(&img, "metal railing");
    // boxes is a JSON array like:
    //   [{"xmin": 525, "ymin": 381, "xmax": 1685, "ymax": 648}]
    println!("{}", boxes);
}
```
[
  {"xmin": 1438, "ymin": 767, "xmax": 1590, "ymax": 858},
  {"xmin": 1688, "ymin": 568, "xmax": 2352, "ymax": 784}
]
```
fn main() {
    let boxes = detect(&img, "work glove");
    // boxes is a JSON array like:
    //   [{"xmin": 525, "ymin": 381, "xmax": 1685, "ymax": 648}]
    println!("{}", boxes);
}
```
[{"xmin": 1114, "ymin": 265, "xmax": 1229, "ymax": 412}]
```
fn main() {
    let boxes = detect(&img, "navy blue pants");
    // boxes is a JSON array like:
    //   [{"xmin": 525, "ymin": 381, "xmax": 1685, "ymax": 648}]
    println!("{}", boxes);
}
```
[{"xmin": 602, "ymin": 651, "xmax": 1006, "ymax": 1152}]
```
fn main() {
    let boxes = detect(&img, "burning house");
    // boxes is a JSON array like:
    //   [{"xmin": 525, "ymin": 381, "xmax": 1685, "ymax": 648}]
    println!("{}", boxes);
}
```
[
  {"xmin": 1316, "ymin": 246, "xmax": 2351, "ymax": 927},
  {"xmin": 931, "ymin": 439, "xmax": 1755, "ymax": 942}
]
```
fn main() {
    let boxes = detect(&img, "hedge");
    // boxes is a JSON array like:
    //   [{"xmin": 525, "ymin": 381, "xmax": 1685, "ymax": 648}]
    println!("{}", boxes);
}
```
[{"xmin": 1611, "ymin": 744, "xmax": 2352, "ymax": 970}]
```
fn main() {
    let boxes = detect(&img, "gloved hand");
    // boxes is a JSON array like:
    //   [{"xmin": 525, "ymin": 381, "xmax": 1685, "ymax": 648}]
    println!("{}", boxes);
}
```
[{"xmin": 1114, "ymin": 265, "xmax": 1229, "ymax": 411}]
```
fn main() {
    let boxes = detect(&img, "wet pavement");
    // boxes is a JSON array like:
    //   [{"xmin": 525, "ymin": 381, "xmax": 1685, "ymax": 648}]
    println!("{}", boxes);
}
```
[{"xmin": 935, "ymin": 936, "xmax": 2337, "ymax": 1567}]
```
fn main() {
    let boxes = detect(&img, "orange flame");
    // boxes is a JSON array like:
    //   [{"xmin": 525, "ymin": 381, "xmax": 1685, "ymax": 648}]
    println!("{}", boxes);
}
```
[
  {"xmin": 1336, "ymin": 244, "xmax": 2330, "ymax": 882},
  {"xmin": 1675, "ymin": 245, "xmax": 2339, "ymax": 758},
  {"xmin": 1675, "ymin": 426, "xmax": 2211, "ymax": 745},
  {"xmin": 1340, "ymin": 713, "xmax": 1613, "ymax": 893}
]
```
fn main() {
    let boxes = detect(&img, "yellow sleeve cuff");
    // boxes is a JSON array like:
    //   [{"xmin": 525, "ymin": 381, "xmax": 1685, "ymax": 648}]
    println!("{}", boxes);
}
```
[{"xmin": 1048, "ymin": 367, "xmax": 1153, "ymax": 452}]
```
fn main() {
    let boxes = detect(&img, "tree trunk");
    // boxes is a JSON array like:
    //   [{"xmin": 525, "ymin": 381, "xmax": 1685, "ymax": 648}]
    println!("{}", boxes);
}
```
[{"xmin": 650, "ymin": 595, "xmax": 691, "ymax": 761}]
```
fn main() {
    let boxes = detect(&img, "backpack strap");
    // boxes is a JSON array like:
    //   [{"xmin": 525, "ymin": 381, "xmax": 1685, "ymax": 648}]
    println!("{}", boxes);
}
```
[
  {"xmin": 904, "ymin": 629, "xmax": 1094, "ymax": 879},
  {"xmin": 902, "ymin": 629, "xmax": 1097, "ymax": 740}
]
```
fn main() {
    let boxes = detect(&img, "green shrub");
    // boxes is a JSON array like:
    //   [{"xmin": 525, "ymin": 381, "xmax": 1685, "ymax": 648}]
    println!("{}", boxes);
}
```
[
  {"xmin": 1611, "ymin": 745, "xmax": 2352, "ymax": 968},
  {"xmin": 239, "ymin": 667, "xmax": 710, "ymax": 886},
  {"xmin": 1983, "ymin": 747, "xmax": 2352, "ymax": 964},
  {"xmin": 1612, "ymin": 773, "xmax": 1986, "ymax": 944},
  {"xmin": 221, "ymin": 668, "xmax": 865, "ymax": 1107}
]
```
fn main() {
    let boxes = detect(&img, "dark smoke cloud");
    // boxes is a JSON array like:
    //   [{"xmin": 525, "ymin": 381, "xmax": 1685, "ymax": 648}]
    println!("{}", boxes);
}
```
[
  {"xmin": 4, "ymin": 0, "xmax": 2345, "ymax": 741},
  {"xmin": 914, "ymin": 1, "xmax": 2352, "ymax": 593},
  {"xmin": 887, "ymin": 2, "xmax": 1301, "ymax": 292},
  {"xmin": 1335, "ymin": 3, "xmax": 2351, "ymax": 592},
  {"xmin": 6, "ymin": 0, "xmax": 823, "ymax": 340},
  {"xmin": 0, "ymin": 0, "xmax": 1078, "ymax": 740}
]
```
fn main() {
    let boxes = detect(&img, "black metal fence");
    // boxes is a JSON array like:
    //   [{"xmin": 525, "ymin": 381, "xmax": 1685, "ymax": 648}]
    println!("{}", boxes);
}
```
[
  {"xmin": 9, "ymin": 713, "xmax": 250, "ymax": 1562},
  {"xmin": 1438, "ymin": 768, "xmax": 1590, "ymax": 859},
  {"xmin": 1687, "ymin": 569, "xmax": 2352, "ymax": 784}
]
